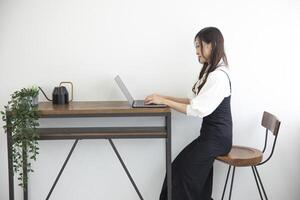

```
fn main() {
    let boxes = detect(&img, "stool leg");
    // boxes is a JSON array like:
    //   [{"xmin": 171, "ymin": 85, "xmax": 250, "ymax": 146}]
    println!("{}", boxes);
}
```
[
  {"xmin": 254, "ymin": 166, "xmax": 268, "ymax": 200},
  {"xmin": 251, "ymin": 166, "xmax": 263, "ymax": 200},
  {"xmin": 228, "ymin": 166, "xmax": 235, "ymax": 200},
  {"xmin": 221, "ymin": 166, "xmax": 231, "ymax": 200}
]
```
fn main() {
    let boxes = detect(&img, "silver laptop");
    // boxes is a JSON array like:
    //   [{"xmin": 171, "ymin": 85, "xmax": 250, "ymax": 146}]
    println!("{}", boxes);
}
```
[{"xmin": 114, "ymin": 75, "xmax": 167, "ymax": 108}]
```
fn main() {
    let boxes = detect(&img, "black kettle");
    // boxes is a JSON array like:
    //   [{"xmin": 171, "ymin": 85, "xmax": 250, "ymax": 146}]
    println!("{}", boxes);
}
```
[
  {"xmin": 52, "ymin": 82, "xmax": 73, "ymax": 105},
  {"xmin": 39, "ymin": 81, "xmax": 73, "ymax": 105}
]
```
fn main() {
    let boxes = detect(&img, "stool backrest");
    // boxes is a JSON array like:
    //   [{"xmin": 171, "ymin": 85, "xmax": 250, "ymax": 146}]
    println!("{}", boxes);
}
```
[
  {"xmin": 261, "ymin": 111, "xmax": 281, "ymax": 136},
  {"xmin": 258, "ymin": 111, "xmax": 281, "ymax": 165}
]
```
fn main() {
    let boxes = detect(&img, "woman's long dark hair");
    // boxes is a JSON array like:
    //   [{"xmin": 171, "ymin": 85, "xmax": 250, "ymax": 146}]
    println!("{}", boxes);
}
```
[{"xmin": 192, "ymin": 27, "xmax": 228, "ymax": 94}]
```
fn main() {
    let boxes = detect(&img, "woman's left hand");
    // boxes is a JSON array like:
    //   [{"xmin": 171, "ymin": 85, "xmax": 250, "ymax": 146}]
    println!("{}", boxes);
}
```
[{"xmin": 144, "ymin": 93, "xmax": 165, "ymax": 105}]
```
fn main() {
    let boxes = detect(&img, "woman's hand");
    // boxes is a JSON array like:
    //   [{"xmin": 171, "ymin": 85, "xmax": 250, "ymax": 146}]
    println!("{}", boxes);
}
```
[
  {"xmin": 144, "ymin": 93, "xmax": 165, "ymax": 105},
  {"xmin": 145, "ymin": 93, "xmax": 188, "ymax": 114}
]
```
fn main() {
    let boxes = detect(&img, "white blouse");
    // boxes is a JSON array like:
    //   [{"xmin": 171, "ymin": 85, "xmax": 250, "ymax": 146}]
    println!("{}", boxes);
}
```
[{"xmin": 186, "ymin": 65, "xmax": 231, "ymax": 118}]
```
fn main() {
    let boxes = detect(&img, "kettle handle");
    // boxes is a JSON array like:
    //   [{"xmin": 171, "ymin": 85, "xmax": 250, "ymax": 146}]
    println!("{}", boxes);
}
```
[{"xmin": 59, "ymin": 81, "xmax": 73, "ymax": 102}]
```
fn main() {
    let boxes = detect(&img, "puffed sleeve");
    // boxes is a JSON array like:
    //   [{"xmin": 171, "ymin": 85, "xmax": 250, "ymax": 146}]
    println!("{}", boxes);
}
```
[{"xmin": 186, "ymin": 70, "xmax": 230, "ymax": 118}]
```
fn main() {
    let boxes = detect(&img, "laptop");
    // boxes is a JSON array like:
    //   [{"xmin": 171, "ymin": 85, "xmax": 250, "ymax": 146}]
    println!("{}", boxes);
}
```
[{"xmin": 114, "ymin": 75, "xmax": 167, "ymax": 108}]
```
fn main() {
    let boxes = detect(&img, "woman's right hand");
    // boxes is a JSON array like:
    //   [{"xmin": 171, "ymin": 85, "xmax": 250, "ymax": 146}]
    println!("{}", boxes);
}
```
[{"xmin": 144, "ymin": 93, "xmax": 165, "ymax": 104}]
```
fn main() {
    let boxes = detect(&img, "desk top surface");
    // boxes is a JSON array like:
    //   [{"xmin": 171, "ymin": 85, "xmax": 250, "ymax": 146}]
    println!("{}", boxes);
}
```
[{"xmin": 37, "ymin": 101, "xmax": 171, "ymax": 117}]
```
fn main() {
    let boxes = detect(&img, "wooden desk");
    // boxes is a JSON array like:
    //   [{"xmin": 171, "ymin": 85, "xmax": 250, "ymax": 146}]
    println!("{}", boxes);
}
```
[{"xmin": 6, "ymin": 101, "xmax": 172, "ymax": 200}]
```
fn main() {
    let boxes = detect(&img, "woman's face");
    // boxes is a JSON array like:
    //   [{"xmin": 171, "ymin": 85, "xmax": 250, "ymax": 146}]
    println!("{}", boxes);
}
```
[{"xmin": 195, "ymin": 39, "xmax": 212, "ymax": 64}]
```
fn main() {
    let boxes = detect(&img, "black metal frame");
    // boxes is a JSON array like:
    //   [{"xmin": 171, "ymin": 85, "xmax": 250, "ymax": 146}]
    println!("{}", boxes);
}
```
[
  {"xmin": 6, "ymin": 112, "xmax": 172, "ymax": 200},
  {"xmin": 221, "ymin": 129, "xmax": 279, "ymax": 200},
  {"xmin": 46, "ymin": 139, "xmax": 79, "ymax": 200}
]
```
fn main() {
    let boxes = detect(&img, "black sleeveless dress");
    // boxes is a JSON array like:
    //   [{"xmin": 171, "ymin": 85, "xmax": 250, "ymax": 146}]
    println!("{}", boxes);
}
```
[{"xmin": 160, "ymin": 70, "xmax": 232, "ymax": 200}]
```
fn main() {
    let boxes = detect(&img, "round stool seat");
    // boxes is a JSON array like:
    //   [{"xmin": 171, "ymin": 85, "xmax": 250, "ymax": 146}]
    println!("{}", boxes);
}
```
[{"xmin": 217, "ymin": 145, "xmax": 263, "ymax": 166}]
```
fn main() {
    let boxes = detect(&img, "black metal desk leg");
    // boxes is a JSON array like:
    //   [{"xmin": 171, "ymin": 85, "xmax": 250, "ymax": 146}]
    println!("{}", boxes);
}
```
[
  {"xmin": 108, "ymin": 139, "xmax": 144, "ymax": 200},
  {"xmin": 22, "ymin": 142, "xmax": 28, "ymax": 200},
  {"xmin": 46, "ymin": 139, "xmax": 79, "ymax": 200},
  {"xmin": 6, "ymin": 112, "xmax": 14, "ymax": 200},
  {"xmin": 166, "ymin": 113, "xmax": 172, "ymax": 200}
]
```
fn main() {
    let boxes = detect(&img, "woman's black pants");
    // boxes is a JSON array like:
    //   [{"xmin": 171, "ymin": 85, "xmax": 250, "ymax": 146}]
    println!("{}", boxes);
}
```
[{"xmin": 159, "ymin": 136, "xmax": 228, "ymax": 200}]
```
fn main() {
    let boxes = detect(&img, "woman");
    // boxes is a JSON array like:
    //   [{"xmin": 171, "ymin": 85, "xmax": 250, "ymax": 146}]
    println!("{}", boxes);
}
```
[{"xmin": 145, "ymin": 27, "xmax": 232, "ymax": 200}]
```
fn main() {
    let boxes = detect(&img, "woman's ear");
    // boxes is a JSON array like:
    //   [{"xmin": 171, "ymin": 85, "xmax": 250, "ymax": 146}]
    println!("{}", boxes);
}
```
[
  {"xmin": 202, "ymin": 41, "xmax": 212, "ymax": 52},
  {"xmin": 207, "ymin": 42, "xmax": 213, "ymax": 51}
]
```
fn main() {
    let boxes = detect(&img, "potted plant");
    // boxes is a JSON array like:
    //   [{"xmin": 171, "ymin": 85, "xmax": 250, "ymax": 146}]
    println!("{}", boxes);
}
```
[{"xmin": 1, "ymin": 86, "xmax": 40, "ymax": 188}]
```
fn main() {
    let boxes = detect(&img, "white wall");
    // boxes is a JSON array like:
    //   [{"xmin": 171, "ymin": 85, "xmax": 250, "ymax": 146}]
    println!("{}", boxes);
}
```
[{"xmin": 1, "ymin": 0, "xmax": 299, "ymax": 199}]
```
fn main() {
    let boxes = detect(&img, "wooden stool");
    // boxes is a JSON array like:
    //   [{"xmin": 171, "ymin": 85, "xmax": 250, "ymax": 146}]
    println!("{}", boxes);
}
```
[{"xmin": 216, "ymin": 111, "xmax": 281, "ymax": 200}]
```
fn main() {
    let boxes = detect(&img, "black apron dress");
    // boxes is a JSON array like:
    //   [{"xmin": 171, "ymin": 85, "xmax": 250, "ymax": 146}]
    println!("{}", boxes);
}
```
[{"xmin": 159, "ymin": 70, "xmax": 232, "ymax": 200}]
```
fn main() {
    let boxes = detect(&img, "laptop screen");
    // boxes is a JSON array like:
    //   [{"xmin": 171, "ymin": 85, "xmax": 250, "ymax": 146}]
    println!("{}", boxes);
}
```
[{"xmin": 114, "ymin": 75, "xmax": 134, "ymax": 106}]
